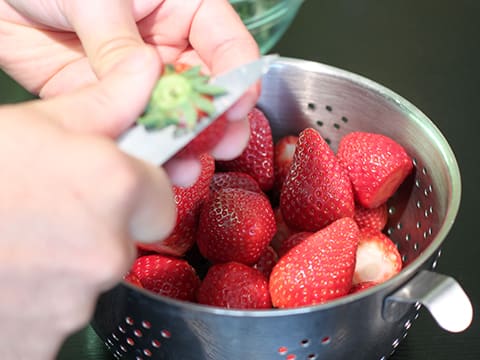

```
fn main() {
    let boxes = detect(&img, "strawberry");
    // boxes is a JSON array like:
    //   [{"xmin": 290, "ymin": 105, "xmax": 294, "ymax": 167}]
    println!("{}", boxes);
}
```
[
  {"xmin": 349, "ymin": 281, "xmax": 378, "ymax": 294},
  {"xmin": 269, "ymin": 207, "xmax": 295, "ymax": 252},
  {"xmin": 270, "ymin": 217, "xmax": 360, "ymax": 308},
  {"xmin": 353, "ymin": 203, "xmax": 388, "ymax": 231},
  {"xmin": 138, "ymin": 153, "xmax": 215, "ymax": 256},
  {"xmin": 123, "ymin": 272, "xmax": 143, "ymax": 288},
  {"xmin": 210, "ymin": 171, "xmax": 262, "ymax": 194},
  {"xmin": 137, "ymin": 63, "xmax": 227, "ymax": 158},
  {"xmin": 272, "ymin": 135, "xmax": 298, "ymax": 200},
  {"xmin": 337, "ymin": 131, "xmax": 413, "ymax": 208},
  {"xmin": 196, "ymin": 187, "xmax": 276, "ymax": 265},
  {"xmin": 277, "ymin": 231, "xmax": 313, "ymax": 258},
  {"xmin": 197, "ymin": 261, "xmax": 272, "ymax": 309},
  {"xmin": 280, "ymin": 128, "xmax": 355, "ymax": 232},
  {"xmin": 353, "ymin": 228, "xmax": 402, "ymax": 285},
  {"xmin": 131, "ymin": 254, "xmax": 201, "ymax": 302},
  {"xmin": 252, "ymin": 245, "xmax": 278, "ymax": 278},
  {"xmin": 216, "ymin": 107, "xmax": 274, "ymax": 191}
]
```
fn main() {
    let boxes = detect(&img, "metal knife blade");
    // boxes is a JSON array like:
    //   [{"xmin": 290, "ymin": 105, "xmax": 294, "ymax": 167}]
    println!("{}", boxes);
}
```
[{"xmin": 116, "ymin": 54, "xmax": 279, "ymax": 165}]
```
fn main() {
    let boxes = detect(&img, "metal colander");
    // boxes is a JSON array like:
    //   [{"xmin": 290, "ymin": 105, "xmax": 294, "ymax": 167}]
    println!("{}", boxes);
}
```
[{"xmin": 92, "ymin": 57, "xmax": 473, "ymax": 360}]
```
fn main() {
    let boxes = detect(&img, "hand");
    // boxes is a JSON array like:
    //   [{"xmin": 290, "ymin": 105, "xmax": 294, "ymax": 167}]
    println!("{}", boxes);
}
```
[
  {"xmin": 0, "ymin": 77, "xmax": 177, "ymax": 359},
  {"xmin": 0, "ymin": 0, "xmax": 261, "ymax": 184}
]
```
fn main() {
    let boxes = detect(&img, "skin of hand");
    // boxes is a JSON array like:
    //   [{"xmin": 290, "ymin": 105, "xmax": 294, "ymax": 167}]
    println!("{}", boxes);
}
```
[
  {"xmin": 0, "ymin": 64, "xmax": 179, "ymax": 359},
  {"xmin": 0, "ymin": 0, "xmax": 261, "ymax": 186}
]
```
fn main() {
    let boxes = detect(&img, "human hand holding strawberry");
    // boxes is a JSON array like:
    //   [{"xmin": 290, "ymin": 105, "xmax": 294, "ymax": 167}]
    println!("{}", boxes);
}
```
[{"xmin": 0, "ymin": 0, "xmax": 261, "ymax": 186}]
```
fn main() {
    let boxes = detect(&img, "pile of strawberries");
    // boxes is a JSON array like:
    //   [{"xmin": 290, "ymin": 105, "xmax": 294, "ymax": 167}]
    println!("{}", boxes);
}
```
[{"xmin": 125, "ymin": 107, "xmax": 413, "ymax": 310}]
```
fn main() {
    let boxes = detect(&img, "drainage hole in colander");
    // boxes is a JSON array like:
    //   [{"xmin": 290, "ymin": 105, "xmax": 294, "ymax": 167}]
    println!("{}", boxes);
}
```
[
  {"xmin": 321, "ymin": 336, "xmax": 331, "ymax": 345},
  {"xmin": 307, "ymin": 102, "xmax": 316, "ymax": 111},
  {"xmin": 307, "ymin": 354, "xmax": 317, "ymax": 360},
  {"xmin": 125, "ymin": 316, "xmax": 134, "ymax": 325},
  {"xmin": 413, "ymin": 242, "xmax": 419, "ymax": 252},
  {"xmin": 143, "ymin": 349, "xmax": 152, "ymax": 357},
  {"xmin": 160, "ymin": 329, "xmax": 171, "ymax": 339},
  {"xmin": 402, "ymin": 254, "xmax": 408, "ymax": 263},
  {"xmin": 315, "ymin": 120, "xmax": 323, "ymax": 127},
  {"xmin": 341, "ymin": 116, "xmax": 348, "ymax": 123},
  {"xmin": 300, "ymin": 338, "xmax": 310, "ymax": 347},
  {"xmin": 333, "ymin": 123, "xmax": 340, "ymax": 130},
  {"xmin": 325, "ymin": 105, "xmax": 333, "ymax": 112},
  {"xmin": 286, "ymin": 354, "xmax": 296, "ymax": 360},
  {"xmin": 133, "ymin": 329, "xmax": 143, "ymax": 338},
  {"xmin": 118, "ymin": 325, "xmax": 126, "ymax": 334},
  {"xmin": 120, "ymin": 345, "xmax": 127, "ymax": 353},
  {"xmin": 126, "ymin": 337, "xmax": 135, "ymax": 346},
  {"xmin": 141, "ymin": 320, "xmax": 151, "ymax": 329},
  {"xmin": 152, "ymin": 339, "xmax": 161, "ymax": 348},
  {"xmin": 277, "ymin": 346, "xmax": 288, "ymax": 355}
]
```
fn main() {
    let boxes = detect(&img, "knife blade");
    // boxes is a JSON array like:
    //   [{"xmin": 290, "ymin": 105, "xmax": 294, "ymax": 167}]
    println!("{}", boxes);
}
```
[{"xmin": 116, "ymin": 54, "xmax": 279, "ymax": 165}]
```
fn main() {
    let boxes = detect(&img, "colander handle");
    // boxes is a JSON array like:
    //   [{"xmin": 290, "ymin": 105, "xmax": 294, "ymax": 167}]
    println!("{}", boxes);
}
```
[{"xmin": 382, "ymin": 270, "xmax": 473, "ymax": 332}]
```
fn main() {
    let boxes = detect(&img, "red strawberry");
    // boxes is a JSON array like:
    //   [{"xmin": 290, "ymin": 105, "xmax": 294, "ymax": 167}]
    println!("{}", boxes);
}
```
[
  {"xmin": 216, "ymin": 107, "xmax": 274, "ymax": 191},
  {"xmin": 137, "ymin": 63, "xmax": 227, "ymax": 158},
  {"xmin": 272, "ymin": 135, "xmax": 298, "ymax": 198},
  {"xmin": 277, "ymin": 231, "xmax": 313, "ymax": 258},
  {"xmin": 210, "ymin": 171, "xmax": 262, "ymax": 194},
  {"xmin": 270, "ymin": 217, "xmax": 360, "ymax": 308},
  {"xmin": 269, "ymin": 207, "xmax": 295, "ymax": 252},
  {"xmin": 131, "ymin": 254, "xmax": 201, "ymax": 302},
  {"xmin": 197, "ymin": 262, "xmax": 272, "ymax": 309},
  {"xmin": 353, "ymin": 203, "xmax": 388, "ymax": 231},
  {"xmin": 196, "ymin": 187, "xmax": 276, "ymax": 265},
  {"xmin": 124, "ymin": 272, "xmax": 143, "ymax": 288},
  {"xmin": 280, "ymin": 128, "xmax": 355, "ymax": 232},
  {"xmin": 349, "ymin": 281, "xmax": 378, "ymax": 294},
  {"xmin": 253, "ymin": 245, "xmax": 278, "ymax": 278},
  {"xmin": 353, "ymin": 228, "xmax": 402, "ymax": 285},
  {"xmin": 138, "ymin": 153, "xmax": 215, "ymax": 256},
  {"xmin": 337, "ymin": 131, "xmax": 413, "ymax": 208}
]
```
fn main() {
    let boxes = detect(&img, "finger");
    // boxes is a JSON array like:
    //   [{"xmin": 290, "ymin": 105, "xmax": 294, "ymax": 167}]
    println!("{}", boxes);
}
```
[
  {"xmin": 209, "ymin": 116, "xmax": 250, "ymax": 160},
  {"xmin": 189, "ymin": 0, "xmax": 261, "ymax": 122},
  {"xmin": 163, "ymin": 157, "xmax": 202, "ymax": 188},
  {"xmin": 32, "ymin": 46, "xmax": 160, "ymax": 137},
  {"xmin": 123, "ymin": 156, "xmax": 177, "ymax": 243},
  {"xmin": 62, "ymin": 0, "xmax": 155, "ymax": 78}
]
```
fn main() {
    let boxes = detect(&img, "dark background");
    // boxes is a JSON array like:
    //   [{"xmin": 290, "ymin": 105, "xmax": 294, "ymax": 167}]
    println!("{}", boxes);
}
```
[{"xmin": 1, "ymin": 0, "xmax": 478, "ymax": 359}]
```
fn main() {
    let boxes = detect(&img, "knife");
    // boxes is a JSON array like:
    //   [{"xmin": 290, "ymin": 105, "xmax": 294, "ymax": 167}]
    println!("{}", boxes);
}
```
[{"xmin": 116, "ymin": 54, "xmax": 279, "ymax": 165}]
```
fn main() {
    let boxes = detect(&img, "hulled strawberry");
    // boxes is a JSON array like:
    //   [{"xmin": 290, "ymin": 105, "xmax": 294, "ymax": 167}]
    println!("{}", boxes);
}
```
[
  {"xmin": 270, "ymin": 217, "xmax": 360, "ymax": 308},
  {"xmin": 272, "ymin": 135, "xmax": 298, "ymax": 200},
  {"xmin": 349, "ymin": 281, "xmax": 378, "ymax": 294},
  {"xmin": 197, "ymin": 262, "xmax": 272, "ymax": 309},
  {"xmin": 210, "ymin": 171, "xmax": 262, "ymax": 194},
  {"xmin": 252, "ymin": 245, "xmax": 278, "ymax": 278},
  {"xmin": 354, "ymin": 203, "xmax": 389, "ymax": 231},
  {"xmin": 353, "ymin": 228, "xmax": 403, "ymax": 285},
  {"xmin": 216, "ymin": 107, "xmax": 274, "ymax": 191},
  {"xmin": 131, "ymin": 254, "xmax": 201, "ymax": 302},
  {"xmin": 196, "ymin": 187, "xmax": 276, "ymax": 265},
  {"xmin": 337, "ymin": 131, "xmax": 413, "ymax": 208},
  {"xmin": 280, "ymin": 128, "xmax": 355, "ymax": 232},
  {"xmin": 137, "ymin": 63, "xmax": 227, "ymax": 158},
  {"xmin": 138, "ymin": 153, "xmax": 215, "ymax": 256}
]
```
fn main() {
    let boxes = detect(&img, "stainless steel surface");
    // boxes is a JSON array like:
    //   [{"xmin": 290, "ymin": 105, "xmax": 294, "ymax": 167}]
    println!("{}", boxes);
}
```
[
  {"xmin": 116, "ymin": 55, "xmax": 279, "ymax": 165},
  {"xmin": 92, "ymin": 57, "xmax": 470, "ymax": 360},
  {"xmin": 383, "ymin": 270, "xmax": 472, "ymax": 333}
]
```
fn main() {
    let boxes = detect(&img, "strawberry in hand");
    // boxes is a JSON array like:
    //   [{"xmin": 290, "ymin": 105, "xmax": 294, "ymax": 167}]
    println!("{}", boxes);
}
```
[{"xmin": 137, "ymin": 63, "xmax": 228, "ymax": 158}]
